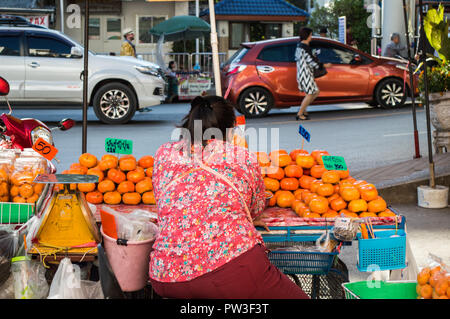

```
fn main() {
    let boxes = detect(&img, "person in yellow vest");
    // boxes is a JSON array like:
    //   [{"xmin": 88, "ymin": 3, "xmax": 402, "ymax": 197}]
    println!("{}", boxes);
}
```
[{"xmin": 120, "ymin": 28, "xmax": 136, "ymax": 57}]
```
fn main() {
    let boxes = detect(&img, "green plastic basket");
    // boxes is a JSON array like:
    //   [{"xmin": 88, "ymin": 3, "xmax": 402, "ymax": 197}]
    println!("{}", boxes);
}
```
[
  {"xmin": 0, "ymin": 202, "xmax": 35, "ymax": 224},
  {"xmin": 342, "ymin": 281, "xmax": 418, "ymax": 299}
]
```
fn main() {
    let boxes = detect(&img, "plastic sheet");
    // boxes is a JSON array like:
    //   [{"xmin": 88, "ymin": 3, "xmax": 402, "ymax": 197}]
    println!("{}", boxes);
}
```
[
  {"xmin": 0, "ymin": 226, "xmax": 19, "ymax": 286},
  {"xmin": 11, "ymin": 257, "xmax": 49, "ymax": 299},
  {"xmin": 47, "ymin": 258, "xmax": 104, "ymax": 299}
]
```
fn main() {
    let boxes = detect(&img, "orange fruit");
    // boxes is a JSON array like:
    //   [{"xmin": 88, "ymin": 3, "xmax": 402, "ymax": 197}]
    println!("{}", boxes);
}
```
[
  {"xmin": 85, "ymin": 191, "xmax": 103, "ymax": 204},
  {"xmin": 138, "ymin": 155, "xmax": 154, "ymax": 168},
  {"xmin": 310, "ymin": 165, "xmax": 327, "ymax": 179},
  {"xmin": 33, "ymin": 183, "xmax": 44, "ymax": 195},
  {"xmin": 431, "ymin": 266, "xmax": 442, "ymax": 276},
  {"xmin": 117, "ymin": 181, "xmax": 135, "ymax": 194},
  {"xmin": 10, "ymin": 185, "xmax": 19, "ymax": 197},
  {"xmin": 323, "ymin": 210, "xmax": 339, "ymax": 218},
  {"xmin": 107, "ymin": 168, "xmax": 126, "ymax": 184},
  {"xmin": 322, "ymin": 170, "xmax": 340, "ymax": 184},
  {"xmin": 309, "ymin": 196, "xmax": 329, "ymax": 214},
  {"xmin": 289, "ymin": 149, "xmax": 309, "ymax": 161},
  {"xmin": 303, "ymin": 212, "xmax": 321, "ymax": 218},
  {"xmin": 13, "ymin": 196, "xmax": 26, "ymax": 203},
  {"xmin": 77, "ymin": 183, "xmax": 96, "ymax": 193},
  {"xmin": 264, "ymin": 177, "xmax": 280, "ymax": 192},
  {"xmin": 146, "ymin": 167, "xmax": 153, "ymax": 177},
  {"xmin": 136, "ymin": 178, "xmax": 153, "ymax": 194},
  {"xmin": 317, "ymin": 183, "xmax": 335, "ymax": 197},
  {"xmin": 340, "ymin": 209, "xmax": 358, "ymax": 218},
  {"xmin": 122, "ymin": 192, "xmax": 141, "ymax": 205},
  {"xmin": 359, "ymin": 212, "xmax": 378, "ymax": 218},
  {"xmin": 255, "ymin": 152, "xmax": 270, "ymax": 167},
  {"xmin": 0, "ymin": 169, "xmax": 8, "ymax": 182},
  {"xmin": 435, "ymin": 278, "xmax": 449, "ymax": 296},
  {"xmin": 340, "ymin": 186, "xmax": 360, "ymax": 202},
  {"xmin": 276, "ymin": 191, "xmax": 295, "ymax": 208},
  {"xmin": 292, "ymin": 200, "xmax": 307, "ymax": 216},
  {"xmin": 293, "ymin": 188, "xmax": 304, "ymax": 200},
  {"xmin": 447, "ymin": 286, "xmax": 450, "ymax": 298},
  {"xmin": 303, "ymin": 192, "xmax": 318, "ymax": 205},
  {"xmin": 79, "ymin": 153, "xmax": 98, "ymax": 168},
  {"xmin": 86, "ymin": 168, "xmax": 104, "ymax": 183},
  {"xmin": 311, "ymin": 150, "xmax": 329, "ymax": 164},
  {"xmin": 420, "ymin": 284, "xmax": 433, "ymax": 299},
  {"xmin": 327, "ymin": 193, "xmax": 340, "ymax": 203},
  {"xmin": 119, "ymin": 156, "xmax": 137, "ymax": 171},
  {"xmin": 98, "ymin": 158, "xmax": 118, "ymax": 171},
  {"xmin": 368, "ymin": 198, "xmax": 387, "ymax": 213},
  {"xmin": 269, "ymin": 150, "xmax": 288, "ymax": 158},
  {"xmin": 103, "ymin": 191, "xmax": 121, "ymax": 205},
  {"xmin": 19, "ymin": 183, "xmax": 34, "ymax": 198},
  {"xmin": 417, "ymin": 268, "xmax": 431, "ymax": 286},
  {"xmin": 268, "ymin": 191, "xmax": 277, "ymax": 207},
  {"xmin": 280, "ymin": 178, "xmax": 299, "ymax": 191},
  {"xmin": 331, "ymin": 197, "xmax": 347, "ymax": 211},
  {"xmin": 126, "ymin": 169, "xmax": 145, "ymax": 183},
  {"xmin": 337, "ymin": 169, "xmax": 350, "ymax": 179},
  {"xmin": 0, "ymin": 182, "xmax": 8, "ymax": 196},
  {"xmin": 299, "ymin": 175, "xmax": 316, "ymax": 190},
  {"xmin": 284, "ymin": 165, "xmax": 303, "ymax": 178},
  {"xmin": 348, "ymin": 199, "xmax": 368, "ymax": 213},
  {"xmin": 271, "ymin": 154, "xmax": 292, "ymax": 168},
  {"xmin": 142, "ymin": 191, "xmax": 156, "ymax": 205},
  {"xmin": 310, "ymin": 180, "xmax": 323, "ymax": 193},
  {"xmin": 360, "ymin": 186, "xmax": 379, "ymax": 201},
  {"xmin": 98, "ymin": 180, "xmax": 115, "ymax": 193},
  {"xmin": 296, "ymin": 154, "xmax": 316, "ymax": 169},
  {"xmin": 26, "ymin": 194, "xmax": 39, "ymax": 203},
  {"xmin": 70, "ymin": 163, "xmax": 88, "ymax": 174},
  {"xmin": 378, "ymin": 210, "xmax": 396, "ymax": 217},
  {"xmin": 267, "ymin": 167, "xmax": 285, "ymax": 180}
]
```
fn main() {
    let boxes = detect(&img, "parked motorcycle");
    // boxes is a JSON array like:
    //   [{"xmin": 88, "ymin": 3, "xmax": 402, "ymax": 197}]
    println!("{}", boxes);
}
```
[{"xmin": 0, "ymin": 76, "xmax": 74, "ymax": 151}]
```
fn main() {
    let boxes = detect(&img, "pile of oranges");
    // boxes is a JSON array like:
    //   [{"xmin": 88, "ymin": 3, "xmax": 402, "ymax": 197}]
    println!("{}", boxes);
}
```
[
  {"xmin": 260, "ymin": 149, "xmax": 396, "ymax": 219},
  {"xmin": 416, "ymin": 266, "xmax": 450, "ymax": 299},
  {"xmin": 63, "ymin": 153, "xmax": 156, "ymax": 206}
]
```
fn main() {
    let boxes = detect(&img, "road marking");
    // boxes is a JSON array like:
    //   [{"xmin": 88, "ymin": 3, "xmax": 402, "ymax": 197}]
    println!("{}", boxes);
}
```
[
  {"xmin": 383, "ymin": 131, "xmax": 427, "ymax": 137},
  {"xmin": 256, "ymin": 110, "xmax": 424, "ymax": 126}
]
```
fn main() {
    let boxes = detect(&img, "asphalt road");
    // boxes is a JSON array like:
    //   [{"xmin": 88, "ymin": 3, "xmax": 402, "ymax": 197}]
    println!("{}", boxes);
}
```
[{"xmin": 2, "ymin": 102, "xmax": 429, "ymax": 173}]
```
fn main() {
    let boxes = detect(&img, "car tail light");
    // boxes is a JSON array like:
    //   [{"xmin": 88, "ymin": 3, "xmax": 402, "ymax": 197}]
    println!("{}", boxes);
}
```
[{"xmin": 226, "ymin": 65, "xmax": 247, "ymax": 76}]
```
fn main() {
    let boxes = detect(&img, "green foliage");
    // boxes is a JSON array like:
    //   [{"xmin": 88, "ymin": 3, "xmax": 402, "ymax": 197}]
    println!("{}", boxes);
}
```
[
  {"xmin": 307, "ymin": 0, "xmax": 371, "ymax": 53},
  {"xmin": 418, "ymin": 57, "xmax": 450, "ymax": 93},
  {"xmin": 424, "ymin": 4, "xmax": 450, "ymax": 61}
]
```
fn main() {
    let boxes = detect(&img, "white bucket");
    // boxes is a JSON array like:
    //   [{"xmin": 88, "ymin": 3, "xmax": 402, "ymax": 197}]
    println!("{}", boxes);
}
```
[{"xmin": 417, "ymin": 185, "xmax": 449, "ymax": 209}]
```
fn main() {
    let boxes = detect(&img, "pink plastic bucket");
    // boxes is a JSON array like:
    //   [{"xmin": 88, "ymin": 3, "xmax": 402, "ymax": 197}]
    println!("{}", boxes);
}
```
[{"xmin": 101, "ymin": 227, "xmax": 156, "ymax": 292}]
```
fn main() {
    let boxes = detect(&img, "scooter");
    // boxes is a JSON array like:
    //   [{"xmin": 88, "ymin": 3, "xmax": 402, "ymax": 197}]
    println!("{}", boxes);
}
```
[{"xmin": 0, "ymin": 76, "xmax": 74, "ymax": 151}]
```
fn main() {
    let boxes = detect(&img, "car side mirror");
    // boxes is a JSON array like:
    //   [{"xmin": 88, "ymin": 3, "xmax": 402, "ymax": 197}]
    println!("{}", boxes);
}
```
[
  {"xmin": 58, "ymin": 118, "xmax": 75, "ymax": 131},
  {"xmin": 0, "ymin": 77, "xmax": 10, "ymax": 96},
  {"xmin": 70, "ymin": 47, "xmax": 83, "ymax": 58},
  {"xmin": 353, "ymin": 54, "xmax": 362, "ymax": 63}
]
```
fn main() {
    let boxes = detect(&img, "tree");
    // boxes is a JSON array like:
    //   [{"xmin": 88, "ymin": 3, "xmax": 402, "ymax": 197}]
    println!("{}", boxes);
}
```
[{"xmin": 308, "ymin": 0, "xmax": 371, "ymax": 53}]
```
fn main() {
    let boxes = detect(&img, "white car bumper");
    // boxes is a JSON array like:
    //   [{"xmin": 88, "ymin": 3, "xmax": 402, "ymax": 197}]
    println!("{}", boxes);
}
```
[{"xmin": 134, "ymin": 74, "xmax": 166, "ymax": 109}]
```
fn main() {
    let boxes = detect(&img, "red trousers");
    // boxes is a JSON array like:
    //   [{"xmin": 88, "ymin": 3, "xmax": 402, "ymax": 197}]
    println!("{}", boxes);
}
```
[{"xmin": 149, "ymin": 244, "xmax": 310, "ymax": 299}]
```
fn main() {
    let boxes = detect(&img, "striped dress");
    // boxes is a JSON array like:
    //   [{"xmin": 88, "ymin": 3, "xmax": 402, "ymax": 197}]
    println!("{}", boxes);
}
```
[{"xmin": 295, "ymin": 42, "xmax": 322, "ymax": 95}]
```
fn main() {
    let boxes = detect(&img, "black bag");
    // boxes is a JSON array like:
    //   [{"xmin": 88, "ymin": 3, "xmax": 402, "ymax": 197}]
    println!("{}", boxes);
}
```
[{"xmin": 314, "ymin": 65, "xmax": 328, "ymax": 78}]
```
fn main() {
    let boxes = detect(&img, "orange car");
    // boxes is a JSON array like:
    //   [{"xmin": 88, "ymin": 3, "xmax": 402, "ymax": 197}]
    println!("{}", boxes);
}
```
[{"xmin": 221, "ymin": 37, "xmax": 418, "ymax": 117}]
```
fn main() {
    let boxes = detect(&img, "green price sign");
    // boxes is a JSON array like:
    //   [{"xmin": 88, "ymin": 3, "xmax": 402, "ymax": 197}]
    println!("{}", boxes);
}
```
[
  {"xmin": 105, "ymin": 138, "xmax": 133, "ymax": 155},
  {"xmin": 322, "ymin": 156, "xmax": 347, "ymax": 171}
]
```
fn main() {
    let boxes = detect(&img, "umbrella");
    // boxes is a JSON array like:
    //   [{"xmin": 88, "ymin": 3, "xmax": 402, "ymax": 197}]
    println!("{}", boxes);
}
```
[{"xmin": 149, "ymin": 15, "xmax": 211, "ymax": 42}]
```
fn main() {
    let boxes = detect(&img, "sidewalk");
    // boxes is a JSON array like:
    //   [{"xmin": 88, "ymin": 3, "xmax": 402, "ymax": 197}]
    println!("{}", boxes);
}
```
[{"xmin": 339, "ymin": 203, "xmax": 450, "ymax": 282}]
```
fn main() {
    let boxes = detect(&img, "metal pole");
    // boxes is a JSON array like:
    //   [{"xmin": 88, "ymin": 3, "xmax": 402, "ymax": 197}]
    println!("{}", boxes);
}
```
[
  {"xmin": 418, "ymin": 0, "xmax": 435, "ymax": 188},
  {"xmin": 60, "ymin": 0, "xmax": 64, "ymax": 33},
  {"xmin": 402, "ymin": 0, "xmax": 421, "ymax": 159},
  {"xmin": 208, "ymin": 0, "xmax": 222, "ymax": 96},
  {"xmin": 195, "ymin": 0, "xmax": 200, "ymax": 65},
  {"xmin": 82, "ymin": 0, "xmax": 89, "ymax": 154}
]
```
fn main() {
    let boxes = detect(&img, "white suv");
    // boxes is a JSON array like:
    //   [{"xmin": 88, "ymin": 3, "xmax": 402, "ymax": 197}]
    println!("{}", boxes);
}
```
[{"xmin": 0, "ymin": 20, "xmax": 166, "ymax": 124}]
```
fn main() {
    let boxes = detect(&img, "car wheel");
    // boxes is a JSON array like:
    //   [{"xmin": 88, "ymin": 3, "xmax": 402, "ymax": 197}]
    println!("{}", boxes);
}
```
[
  {"xmin": 238, "ymin": 87, "xmax": 273, "ymax": 118},
  {"xmin": 93, "ymin": 82, "xmax": 137, "ymax": 124},
  {"xmin": 375, "ymin": 78, "xmax": 407, "ymax": 109}
]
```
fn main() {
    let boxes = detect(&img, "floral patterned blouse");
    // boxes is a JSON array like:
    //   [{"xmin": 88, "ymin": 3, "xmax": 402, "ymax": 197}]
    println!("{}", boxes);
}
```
[{"xmin": 149, "ymin": 139, "xmax": 266, "ymax": 283}]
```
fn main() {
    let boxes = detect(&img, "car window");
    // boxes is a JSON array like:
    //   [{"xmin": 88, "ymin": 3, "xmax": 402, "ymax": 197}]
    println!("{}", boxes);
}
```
[
  {"xmin": 258, "ymin": 43, "xmax": 297, "ymax": 63},
  {"xmin": 223, "ymin": 47, "xmax": 249, "ymax": 67},
  {"xmin": 311, "ymin": 43, "xmax": 356, "ymax": 64},
  {"xmin": 0, "ymin": 35, "xmax": 21, "ymax": 56},
  {"xmin": 27, "ymin": 35, "xmax": 72, "ymax": 58}
]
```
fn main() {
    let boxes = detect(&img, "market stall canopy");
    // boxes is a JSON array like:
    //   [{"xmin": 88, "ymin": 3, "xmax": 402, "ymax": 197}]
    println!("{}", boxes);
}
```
[{"xmin": 149, "ymin": 15, "xmax": 211, "ymax": 42}]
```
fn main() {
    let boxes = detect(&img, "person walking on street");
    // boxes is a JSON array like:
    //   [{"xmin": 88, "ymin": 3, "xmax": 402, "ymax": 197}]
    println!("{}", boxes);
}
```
[
  {"xmin": 166, "ymin": 61, "xmax": 179, "ymax": 103},
  {"xmin": 384, "ymin": 33, "xmax": 406, "ymax": 58},
  {"xmin": 120, "ymin": 28, "xmax": 136, "ymax": 57},
  {"xmin": 295, "ymin": 27, "xmax": 331, "ymax": 121}
]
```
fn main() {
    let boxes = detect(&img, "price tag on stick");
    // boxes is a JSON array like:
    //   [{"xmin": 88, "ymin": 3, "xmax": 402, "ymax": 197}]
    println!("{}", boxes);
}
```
[
  {"xmin": 322, "ymin": 156, "xmax": 348, "ymax": 171},
  {"xmin": 105, "ymin": 138, "xmax": 133, "ymax": 155},
  {"xmin": 298, "ymin": 124, "xmax": 311, "ymax": 149},
  {"xmin": 32, "ymin": 138, "xmax": 58, "ymax": 161}
]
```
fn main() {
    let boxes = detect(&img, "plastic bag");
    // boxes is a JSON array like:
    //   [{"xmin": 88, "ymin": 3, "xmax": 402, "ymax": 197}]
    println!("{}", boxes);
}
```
[
  {"xmin": 315, "ymin": 230, "xmax": 337, "ymax": 253},
  {"xmin": 332, "ymin": 217, "xmax": 359, "ymax": 241},
  {"xmin": 0, "ymin": 273, "xmax": 15, "ymax": 299},
  {"xmin": 416, "ymin": 253, "xmax": 450, "ymax": 299},
  {"xmin": 0, "ymin": 226, "xmax": 19, "ymax": 286},
  {"xmin": 10, "ymin": 157, "xmax": 46, "ymax": 204},
  {"xmin": 11, "ymin": 257, "xmax": 49, "ymax": 299},
  {"xmin": 0, "ymin": 158, "xmax": 14, "ymax": 203},
  {"xmin": 101, "ymin": 206, "xmax": 159, "ymax": 242},
  {"xmin": 47, "ymin": 258, "xmax": 104, "ymax": 299}
]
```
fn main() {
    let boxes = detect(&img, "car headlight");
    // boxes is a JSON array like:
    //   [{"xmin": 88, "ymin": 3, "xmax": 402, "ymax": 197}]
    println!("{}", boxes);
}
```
[
  {"xmin": 31, "ymin": 127, "xmax": 53, "ymax": 145},
  {"xmin": 135, "ymin": 65, "xmax": 160, "ymax": 77}
]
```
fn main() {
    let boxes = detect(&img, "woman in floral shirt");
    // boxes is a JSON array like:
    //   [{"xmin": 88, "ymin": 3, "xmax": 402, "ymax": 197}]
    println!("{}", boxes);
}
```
[{"xmin": 149, "ymin": 96, "xmax": 309, "ymax": 299}]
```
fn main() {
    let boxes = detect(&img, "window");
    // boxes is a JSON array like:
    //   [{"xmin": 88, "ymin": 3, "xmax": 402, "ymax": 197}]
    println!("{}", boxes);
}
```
[
  {"xmin": 106, "ymin": 18, "xmax": 121, "ymax": 40},
  {"xmin": 88, "ymin": 18, "xmax": 100, "ymax": 40},
  {"xmin": 27, "ymin": 35, "xmax": 72, "ymax": 58},
  {"xmin": 223, "ymin": 47, "xmax": 249, "ymax": 67},
  {"xmin": 0, "ymin": 35, "xmax": 21, "ymax": 56},
  {"xmin": 265, "ymin": 24, "xmax": 282, "ymax": 40},
  {"xmin": 258, "ymin": 43, "xmax": 297, "ymax": 63},
  {"xmin": 137, "ymin": 16, "xmax": 166, "ymax": 44},
  {"xmin": 230, "ymin": 23, "xmax": 245, "ymax": 49},
  {"xmin": 311, "ymin": 43, "xmax": 356, "ymax": 64}
]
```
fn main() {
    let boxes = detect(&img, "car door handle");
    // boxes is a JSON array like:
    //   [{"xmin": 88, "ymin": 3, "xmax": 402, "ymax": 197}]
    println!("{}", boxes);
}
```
[
  {"xmin": 257, "ymin": 65, "xmax": 275, "ymax": 73},
  {"xmin": 28, "ymin": 62, "xmax": 40, "ymax": 68}
]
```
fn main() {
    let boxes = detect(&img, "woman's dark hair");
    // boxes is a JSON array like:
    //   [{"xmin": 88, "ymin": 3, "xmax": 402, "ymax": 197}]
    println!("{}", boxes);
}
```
[
  {"xmin": 299, "ymin": 27, "xmax": 313, "ymax": 41},
  {"xmin": 180, "ymin": 95, "xmax": 236, "ymax": 146},
  {"xmin": 168, "ymin": 61, "xmax": 176, "ymax": 70}
]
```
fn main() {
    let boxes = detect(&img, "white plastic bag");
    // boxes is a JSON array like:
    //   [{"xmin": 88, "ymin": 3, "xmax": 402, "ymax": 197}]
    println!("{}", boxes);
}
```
[{"xmin": 48, "ymin": 258, "xmax": 103, "ymax": 299}]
